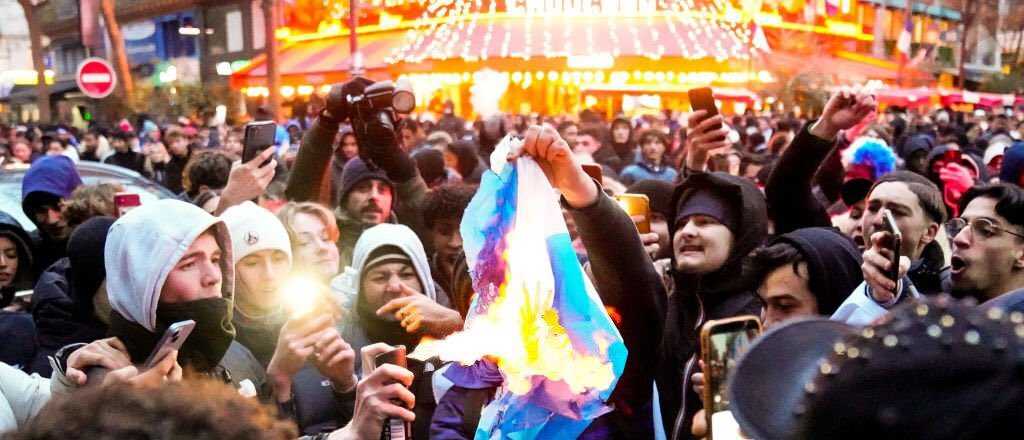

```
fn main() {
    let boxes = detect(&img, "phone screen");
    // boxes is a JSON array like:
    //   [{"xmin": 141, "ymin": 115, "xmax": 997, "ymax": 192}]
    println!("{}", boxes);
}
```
[{"xmin": 701, "ymin": 316, "xmax": 761, "ymax": 438}]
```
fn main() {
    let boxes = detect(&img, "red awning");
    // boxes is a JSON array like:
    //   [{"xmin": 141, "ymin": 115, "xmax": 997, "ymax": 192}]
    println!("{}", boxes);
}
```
[
  {"xmin": 230, "ymin": 33, "xmax": 401, "ymax": 88},
  {"xmin": 760, "ymin": 51, "xmax": 930, "ymax": 83},
  {"xmin": 936, "ymin": 89, "xmax": 1019, "ymax": 108},
  {"xmin": 873, "ymin": 87, "xmax": 935, "ymax": 108}
]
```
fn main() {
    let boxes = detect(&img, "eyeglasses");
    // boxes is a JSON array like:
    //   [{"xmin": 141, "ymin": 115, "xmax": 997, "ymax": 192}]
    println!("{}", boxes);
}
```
[{"xmin": 945, "ymin": 217, "xmax": 1024, "ymax": 240}]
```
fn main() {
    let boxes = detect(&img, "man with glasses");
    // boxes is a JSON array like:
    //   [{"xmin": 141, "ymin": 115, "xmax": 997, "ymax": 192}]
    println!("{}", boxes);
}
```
[{"xmin": 946, "ymin": 183, "xmax": 1024, "ymax": 301}]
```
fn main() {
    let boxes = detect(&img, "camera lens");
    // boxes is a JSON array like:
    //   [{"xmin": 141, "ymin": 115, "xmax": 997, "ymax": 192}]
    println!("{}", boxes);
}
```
[{"xmin": 393, "ymin": 90, "xmax": 415, "ymax": 113}]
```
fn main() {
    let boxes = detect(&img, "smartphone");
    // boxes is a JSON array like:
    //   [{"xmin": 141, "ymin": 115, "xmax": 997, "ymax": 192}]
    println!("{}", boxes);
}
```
[
  {"xmin": 143, "ymin": 320, "xmax": 195, "ymax": 369},
  {"xmin": 881, "ymin": 209, "xmax": 903, "ymax": 283},
  {"xmin": 700, "ymin": 315, "xmax": 762, "ymax": 440},
  {"xmin": 688, "ymin": 87, "xmax": 724, "ymax": 140},
  {"xmin": 373, "ymin": 346, "xmax": 411, "ymax": 440},
  {"xmin": 114, "ymin": 192, "xmax": 141, "ymax": 218},
  {"xmin": 614, "ymin": 193, "xmax": 651, "ymax": 234},
  {"xmin": 582, "ymin": 163, "xmax": 603, "ymax": 184},
  {"xmin": 243, "ymin": 120, "xmax": 277, "ymax": 167}
]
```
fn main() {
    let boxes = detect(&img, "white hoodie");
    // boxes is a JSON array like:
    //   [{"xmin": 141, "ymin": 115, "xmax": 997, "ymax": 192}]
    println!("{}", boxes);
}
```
[
  {"xmin": 104, "ymin": 199, "xmax": 234, "ymax": 332},
  {"xmin": 333, "ymin": 223, "xmax": 437, "ymax": 306}
]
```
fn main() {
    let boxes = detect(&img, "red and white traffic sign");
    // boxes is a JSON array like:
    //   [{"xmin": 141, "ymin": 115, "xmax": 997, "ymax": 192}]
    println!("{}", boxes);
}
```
[{"xmin": 75, "ymin": 57, "xmax": 117, "ymax": 99}]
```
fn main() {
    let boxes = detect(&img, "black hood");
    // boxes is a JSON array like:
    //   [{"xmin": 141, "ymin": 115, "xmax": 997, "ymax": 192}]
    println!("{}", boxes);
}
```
[
  {"xmin": 670, "ymin": 172, "xmax": 769, "ymax": 301},
  {"xmin": 768, "ymin": 227, "xmax": 863, "ymax": 315},
  {"xmin": 609, "ymin": 117, "xmax": 635, "ymax": 159},
  {"xmin": 0, "ymin": 211, "xmax": 34, "ymax": 305}
]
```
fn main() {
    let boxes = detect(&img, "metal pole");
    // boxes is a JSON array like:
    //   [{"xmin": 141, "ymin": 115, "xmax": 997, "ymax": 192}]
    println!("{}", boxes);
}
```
[
  {"xmin": 263, "ymin": 0, "xmax": 280, "ymax": 120},
  {"xmin": 350, "ymin": 0, "xmax": 362, "ymax": 75}
]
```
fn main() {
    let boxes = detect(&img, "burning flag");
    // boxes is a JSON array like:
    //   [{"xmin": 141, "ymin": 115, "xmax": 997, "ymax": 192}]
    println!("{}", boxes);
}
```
[{"xmin": 413, "ymin": 135, "xmax": 627, "ymax": 438}]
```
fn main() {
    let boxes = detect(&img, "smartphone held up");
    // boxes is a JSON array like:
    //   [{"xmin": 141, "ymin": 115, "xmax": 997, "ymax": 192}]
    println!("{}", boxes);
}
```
[
  {"xmin": 701, "ymin": 316, "xmax": 761, "ymax": 440},
  {"xmin": 243, "ymin": 120, "xmax": 277, "ymax": 167}
]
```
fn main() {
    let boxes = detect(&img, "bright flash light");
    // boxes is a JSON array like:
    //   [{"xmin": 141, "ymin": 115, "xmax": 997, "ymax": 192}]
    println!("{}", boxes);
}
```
[{"xmin": 281, "ymin": 276, "xmax": 321, "ymax": 317}]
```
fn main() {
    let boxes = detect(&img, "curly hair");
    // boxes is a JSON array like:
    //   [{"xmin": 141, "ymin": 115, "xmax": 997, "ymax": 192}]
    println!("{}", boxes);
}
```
[
  {"xmin": 422, "ymin": 183, "xmax": 478, "ymax": 229},
  {"xmin": 7, "ymin": 379, "xmax": 298, "ymax": 440},
  {"xmin": 183, "ymin": 150, "xmax": 235, "ymax": 198},
  {"xmin": 62, "ymin": 183, "xmax": 123, "ymax": 229}
]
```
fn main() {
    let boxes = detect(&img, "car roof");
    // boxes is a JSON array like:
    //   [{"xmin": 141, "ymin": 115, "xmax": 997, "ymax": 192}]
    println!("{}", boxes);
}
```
[{"xmin": 0, "ymin": 161, "xmax": 177, "ymax": 232}]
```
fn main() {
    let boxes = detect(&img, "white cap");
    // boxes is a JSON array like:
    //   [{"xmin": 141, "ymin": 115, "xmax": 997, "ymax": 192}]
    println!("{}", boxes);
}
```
[{"xmin": 220, "ymin": 201, "xmax": 292, "ymax": 266}]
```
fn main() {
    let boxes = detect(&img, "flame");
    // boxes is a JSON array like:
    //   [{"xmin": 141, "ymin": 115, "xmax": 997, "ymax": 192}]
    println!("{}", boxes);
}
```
[{"xmin": 413, "ymin": 226, "xmax": 617, "ymax": 396}]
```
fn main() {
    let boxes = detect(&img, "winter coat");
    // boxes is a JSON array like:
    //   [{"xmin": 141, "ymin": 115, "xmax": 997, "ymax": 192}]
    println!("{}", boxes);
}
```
[
  {"xmin": 28, "ymin": 259, "xmax": 106, "ymax": 376},
  {"xmin": 620, "ymin": 161, "xmax": 679, "ymax": 186},
  {"xmin": 0, "ymin": 211, "xmax": 34, "ymax": 307},
  {"xmin": 102, "ymin": 151, "xmax": 148, "ymax": 177},
  {"xmin": 765, "ymin": 122, "xmax": 836, "ymax": 234},
  {"xmin": 0, "ymin": 362, "xmax": 50, "ymax": 433},
  {"xmin": 566, "ymin": 188, "xmax": 669, "ymax": 438},
  {"xmin": 664, "ymin": 172, "xmax": 769, "ymax": 440}
]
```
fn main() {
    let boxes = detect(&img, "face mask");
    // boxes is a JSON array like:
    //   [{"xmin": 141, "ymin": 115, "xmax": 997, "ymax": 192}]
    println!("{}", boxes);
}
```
[{"xmin": 154, "ymin": 297, "xmax": 236, "ymax": 372}]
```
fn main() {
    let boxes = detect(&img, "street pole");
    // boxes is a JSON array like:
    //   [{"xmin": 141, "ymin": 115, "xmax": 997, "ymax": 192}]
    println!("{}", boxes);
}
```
[
  {"xmin": 19, "ymin": 0, "xmax": 51, "ymax": 123},
  {"xmin": 350, "ymin": 0, "xmax": 362, "ymax": 75},
  {"xmin": 263, "ymin": 0, "xmax": 280, "ymax": 120}
]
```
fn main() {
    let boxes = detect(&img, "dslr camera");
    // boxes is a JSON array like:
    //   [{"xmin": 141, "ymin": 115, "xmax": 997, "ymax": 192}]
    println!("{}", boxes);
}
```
[{"xmin": 326, "ymin": 79, "xmax": 415, "ymax": 169}]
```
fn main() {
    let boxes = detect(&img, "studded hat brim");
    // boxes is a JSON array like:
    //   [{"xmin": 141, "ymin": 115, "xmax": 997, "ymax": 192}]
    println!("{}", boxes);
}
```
[{"xmin": 727, "ymin": 318, "xmax": 856, "ymax": 440}]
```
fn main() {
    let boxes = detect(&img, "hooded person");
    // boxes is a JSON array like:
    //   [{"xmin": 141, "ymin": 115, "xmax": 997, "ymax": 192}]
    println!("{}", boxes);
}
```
[
  {"xmin": 28, "ymin": 217, "xmax": 115, "ymax": 376},
  {"xmin": 609, "ymin": 117, "xmax": 637, "ymax": 166},
  {"xmin": 897, "ymin": 133, "xmax": 934, "ymax": 176},
  {"xmin": 664, "ymin": 172, "xmax": 769, "ymax": 440},
  {"xmin": 102, "ymin": 199, "xmax": 263, "ymax": 387},
  {"xmin": 20, "ymin": 156, "xmax": 83, "ymax": 276},
  {"xmin": 0, "ymin": 212, "xmax": 33, "ymax": 308},
  {"xmin": 337, "ymin": 223, "xmax": 456, "ymax": 356},
  {"xmin": 748, "ymin": 227, "xmax": 864, "ymax": 330},
  {"xmin": 335, "ymin": 223, "xmax": 460, "ymax": 439},
  {"xmin": 1000, "ymin": 141, "xmax": 1024, "ymax": 187}
]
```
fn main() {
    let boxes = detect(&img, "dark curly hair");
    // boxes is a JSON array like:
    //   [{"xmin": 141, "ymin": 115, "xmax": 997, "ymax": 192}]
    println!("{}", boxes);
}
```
[
  {"xmin": 422, "ymin": 183, "xmax": 478, "ymax": 229},
  {"xmin": 7, "ymin": 379, "xmax": 298, "ymax": 440},
  {"xmin": 183, "ymin": 150, "xmax": 235, "ymax": 198}
]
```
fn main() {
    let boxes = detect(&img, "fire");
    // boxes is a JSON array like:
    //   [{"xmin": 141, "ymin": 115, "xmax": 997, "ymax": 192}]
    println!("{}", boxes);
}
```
[{"xmin": 412, "ymin": 227, "xmax": 618, "ymax": 396}]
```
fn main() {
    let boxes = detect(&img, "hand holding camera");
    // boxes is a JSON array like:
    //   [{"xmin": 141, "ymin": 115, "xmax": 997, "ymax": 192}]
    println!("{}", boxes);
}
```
[{"xmin": 321, "ymin": 78, "xmax": 415, "ymax": 175}]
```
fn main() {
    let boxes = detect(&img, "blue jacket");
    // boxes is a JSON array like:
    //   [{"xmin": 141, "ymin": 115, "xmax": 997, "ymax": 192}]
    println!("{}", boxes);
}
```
[{"xmin": 620, "ymin": 161, "xmax": 678, "ymax": 186}]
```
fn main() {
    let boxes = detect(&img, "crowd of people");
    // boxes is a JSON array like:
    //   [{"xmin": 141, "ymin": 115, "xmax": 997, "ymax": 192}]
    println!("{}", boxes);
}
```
[{"xmin": 1, "ymin": 79, "xmax": 1024, "ymax": 440}]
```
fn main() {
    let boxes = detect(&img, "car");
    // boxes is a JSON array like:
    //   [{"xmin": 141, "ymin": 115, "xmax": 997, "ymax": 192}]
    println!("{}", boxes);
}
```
[{"xmin": 1, "ymin": 161, "xmax": 177, "ymax": 232}]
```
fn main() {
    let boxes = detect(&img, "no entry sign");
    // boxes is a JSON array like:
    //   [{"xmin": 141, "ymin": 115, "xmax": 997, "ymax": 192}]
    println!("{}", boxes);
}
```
[{"xmin": 75, "ymin": 57, "xmax": 117, "ymax": 99}]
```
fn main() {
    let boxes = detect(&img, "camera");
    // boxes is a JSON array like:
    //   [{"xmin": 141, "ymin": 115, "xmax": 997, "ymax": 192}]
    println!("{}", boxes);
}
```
[{"xmin": 325, "ymin": 79, "xmax": 415, "ymax": 169}]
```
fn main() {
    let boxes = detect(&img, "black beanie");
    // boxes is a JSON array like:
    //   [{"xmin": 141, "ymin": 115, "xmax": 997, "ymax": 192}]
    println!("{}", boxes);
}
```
[
  {"xmin": 339, "ymin": 157, "xmax": 394, "ymax": 204},
  {"xmin": 67, "ymin": 216, "xmax": 115, "ymax": 316},
  {"xmin": 675, "ymin": 188, "xmax": 740, "ymax": 235},
  {"xmin": 412, "ymin": 148, "xmax": 447, "ymax": 186}
]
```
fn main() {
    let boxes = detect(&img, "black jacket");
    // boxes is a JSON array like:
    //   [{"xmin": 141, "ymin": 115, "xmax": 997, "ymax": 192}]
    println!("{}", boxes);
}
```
[
  {"xmin": 28, "ymin": 258, "xmax": 107, "ymax": 376},
  {"xmin": 568, "ymin": 188, "xmax": 665, "ymax": 438},
  {"xmin": 103, "ymin": 151, "xmax": 149, "ymax": 177},
  {"xmin": 0, "ymin": 212, "xmax": 34, "ymax": 307},
  {"xmin": 765, "ymin": 122, "xmax": 836, "ymax": 234},
  {"xmin": 665, "ymin": 172, "xmax": 768, "ymax": 440}
]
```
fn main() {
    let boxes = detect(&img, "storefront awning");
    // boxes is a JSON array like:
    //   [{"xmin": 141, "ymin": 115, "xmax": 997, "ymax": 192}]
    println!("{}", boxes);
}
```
[
  {"xmin": 229, "ymin": 33, "xmax": 401, "ymax": 88},
  {"xmin": 232, "ymin": 14, "xmax": 768, "ymax": 87},
  {"xmin": 760, "ymin": 51, "xmax": 931, "ymax": 84}
]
